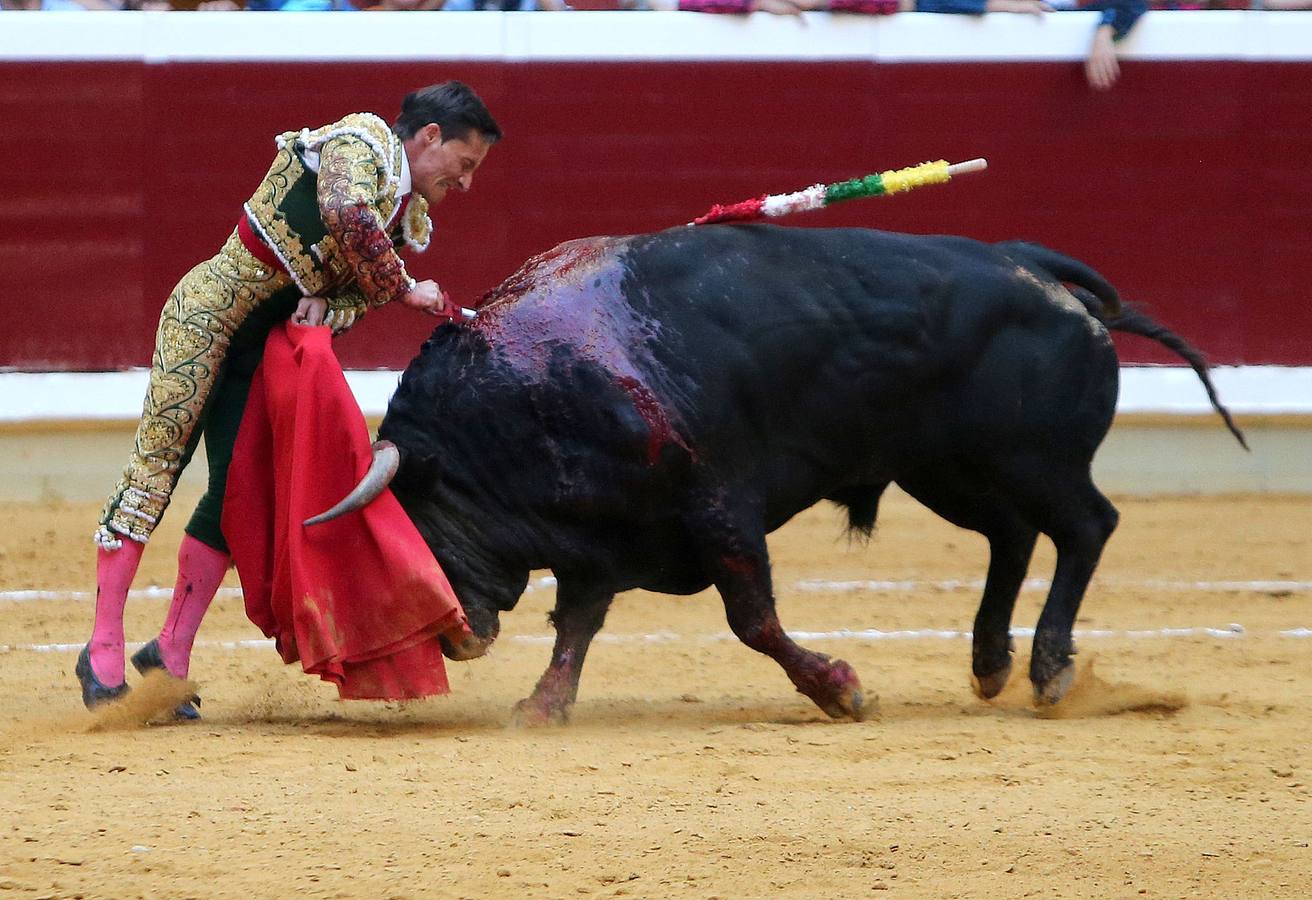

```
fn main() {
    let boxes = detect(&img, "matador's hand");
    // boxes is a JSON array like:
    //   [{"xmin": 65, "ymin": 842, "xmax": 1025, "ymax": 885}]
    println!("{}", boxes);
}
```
[
  {"xmin": 324, "ymin": 293, "xmax": 369, "ymax": 335},
  {"xmin": 401, "ymin": 280, "xmax": 459, "ymax": 323},
  {"xmin": 292, "ymin": 296, "xmax": 328, "ymax": 327}
]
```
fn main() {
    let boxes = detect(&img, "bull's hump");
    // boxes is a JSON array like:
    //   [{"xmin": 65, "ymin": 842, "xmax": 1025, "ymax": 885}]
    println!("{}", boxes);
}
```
[
  {"xmin": 467, "ymin": 234, "xmax": 686, "ymax": 464},
  {"xmin": 475, "ymin": 235, "xmax": 630, "ymax": 312},
  {"xmin": 469, "ymin": 234, "xmax": 658, "ymax": 380}
]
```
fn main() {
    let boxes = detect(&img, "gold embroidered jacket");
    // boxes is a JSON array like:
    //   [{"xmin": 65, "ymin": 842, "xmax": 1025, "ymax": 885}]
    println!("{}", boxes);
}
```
[{"xmin": 243, "ymin": 112, "xmax": 432, "ymax": 306}]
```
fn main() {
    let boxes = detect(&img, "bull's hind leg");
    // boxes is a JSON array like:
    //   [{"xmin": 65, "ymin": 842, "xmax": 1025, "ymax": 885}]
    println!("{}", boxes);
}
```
[
  {"xmin": 512, "ymin": 580, "xmax": 614, "ymax": 726},
  {"xmin": 898, "ymin": 471, "xmax": 1039, "ymax": 699},
  {"xmin": 696, "ymin": 515, "xmax": 868, "ymax": 721},
  {"xmin": 971, "ymin": 522, "xmax": 1039, "ymax": 699},
  {"xmin": 1008, "ymin": 469, "xmax": 1119, "ymax": 704}
]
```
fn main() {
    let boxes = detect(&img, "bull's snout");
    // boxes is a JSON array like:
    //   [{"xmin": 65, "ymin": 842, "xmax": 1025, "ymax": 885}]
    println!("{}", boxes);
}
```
[
  {"xmin": 441, "ymin": 631, "xmax": 495, "ymax": 661},
  {"xmin": 440, "ymin": 607, "xmax": 501, "ymax": 660}
]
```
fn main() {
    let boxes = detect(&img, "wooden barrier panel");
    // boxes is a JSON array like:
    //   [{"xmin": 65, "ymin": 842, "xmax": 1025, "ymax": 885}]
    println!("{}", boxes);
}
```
[{"xmin": 1, "ymin": 13, "xmax": 1309, "ymax": 369}]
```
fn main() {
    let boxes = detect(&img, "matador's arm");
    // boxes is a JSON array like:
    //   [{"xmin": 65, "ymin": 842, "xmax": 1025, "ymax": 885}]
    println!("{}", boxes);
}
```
[{"xmin": 317, "ymin": 135, "xmax": 413, "ymax": 309}]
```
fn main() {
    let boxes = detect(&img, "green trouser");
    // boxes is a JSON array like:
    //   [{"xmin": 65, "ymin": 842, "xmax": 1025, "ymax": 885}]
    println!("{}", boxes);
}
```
[{"xmin": 180, "ymin": 285, "xmax": 303, "ymax": 554}]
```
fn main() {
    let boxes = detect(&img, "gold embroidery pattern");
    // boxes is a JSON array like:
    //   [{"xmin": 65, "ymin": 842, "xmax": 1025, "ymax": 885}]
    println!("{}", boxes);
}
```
[
  {"xmin": 325, "ymin": 285, "xmax": 370, "ymax": 335},
  {"xmin": 301, "ymin": 113, "xmax": 399, "ymax": 187},
  {"xmin": 402, "ymin": 193, "xmax": 432, "ymax": 252},
  {"xmin": 318, "ymin": 135, "xmax": 412, "ymax": 308},
  {"xmin": 311, "ymin": 233, "xmax": 355, "ymax": 291},
  {"xmin": 244, "ymin": 148, "xmax": 315, "ymax": 291},
  {"xmin": 97, "ymin": 231, "xmax": 292, "ymax": 545},
  {"xmin": 244, "ymin": 113, "xmax": 405, "ymax": 298}
]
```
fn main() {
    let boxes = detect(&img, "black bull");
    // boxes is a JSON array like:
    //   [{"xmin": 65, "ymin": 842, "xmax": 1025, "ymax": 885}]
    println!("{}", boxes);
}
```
[{"xmin": 349, "ymin": 224, "xmax": 1245, "ymax": 724}]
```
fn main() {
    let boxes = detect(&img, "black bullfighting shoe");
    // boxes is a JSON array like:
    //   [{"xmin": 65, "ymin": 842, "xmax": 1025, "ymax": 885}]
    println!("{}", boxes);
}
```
[
  {"xmin": 130, "ymin": 639, "xmax": 202, "ymax": 721},
  {"xmin": 75, "ymin": 644, "xmax": 130, "ymax": 710}
]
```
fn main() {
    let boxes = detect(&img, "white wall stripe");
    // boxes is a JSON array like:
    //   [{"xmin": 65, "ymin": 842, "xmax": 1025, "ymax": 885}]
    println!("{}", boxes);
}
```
[
  {"xmin": 0, "ymin": 588, "xmax": 246, "ymax": 603},
  {"xmin": 2, "ymin": 625, "xmax": 1307, "ymax": 655},
  {"xmin": 5, "ymin": 367, "xmax": 1306, "ymax": 427},
  {"xmin": 2, "ymin": 367, "xmax": 1307, "ymax": 424},
  {"xmin": 793, "ymin": 579, "xmax": 1312, "ymax": 594},
  {"xmin": 3, "ymin": 578, "xmax": 1308, "ymax": 605}
]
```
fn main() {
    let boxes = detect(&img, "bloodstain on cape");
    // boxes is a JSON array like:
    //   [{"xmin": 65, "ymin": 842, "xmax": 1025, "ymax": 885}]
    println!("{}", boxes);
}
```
[{"xmin": 222, "ymin": 323, "xmax": 469, "ymax": 700}]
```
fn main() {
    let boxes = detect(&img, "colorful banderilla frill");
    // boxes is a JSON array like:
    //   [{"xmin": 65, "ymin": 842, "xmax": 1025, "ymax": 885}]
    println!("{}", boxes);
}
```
[{"xmin": 691, "ymin": 158, "xmax": 987, "ymax": 226}]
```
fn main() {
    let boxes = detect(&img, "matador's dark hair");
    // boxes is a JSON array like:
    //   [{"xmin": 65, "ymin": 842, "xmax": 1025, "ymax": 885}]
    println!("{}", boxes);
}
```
[{"xmin": 394, "ymin": 81, "xmax": 503, "ymax": 145}]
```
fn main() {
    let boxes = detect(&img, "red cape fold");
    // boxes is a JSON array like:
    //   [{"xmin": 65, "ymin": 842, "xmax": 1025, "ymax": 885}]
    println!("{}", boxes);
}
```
[{"xmin": 222, "ymin": 323, "xmax": 469, "ymax": 700}]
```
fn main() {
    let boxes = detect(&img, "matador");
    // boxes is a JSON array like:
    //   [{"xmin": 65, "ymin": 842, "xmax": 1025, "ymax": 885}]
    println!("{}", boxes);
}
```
[{"xmin": 78, "ymin": 81, "xmax": 502, "ymax": 716}]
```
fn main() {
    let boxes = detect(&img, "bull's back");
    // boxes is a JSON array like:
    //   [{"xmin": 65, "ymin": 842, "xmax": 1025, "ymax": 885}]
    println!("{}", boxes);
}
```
[
  {"xmin": 468, "ymin": 225, "xmax": 1112, "ymax": 467},
  {"xmin": 615, "ymin": 227, "xmax": 1040, "ymax": 457}
]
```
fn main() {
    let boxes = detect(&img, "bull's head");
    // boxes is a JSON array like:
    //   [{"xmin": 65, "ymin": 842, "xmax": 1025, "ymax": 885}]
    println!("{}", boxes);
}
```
[{"xmin": 305, "ymin": 439, "xmax": 514, "ymax": 662}]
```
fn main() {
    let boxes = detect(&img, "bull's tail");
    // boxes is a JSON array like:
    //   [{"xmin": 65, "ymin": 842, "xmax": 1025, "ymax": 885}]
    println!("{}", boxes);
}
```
[
  {"xmin": 1097, "ymin": 303, "xmax": 1248, "ymax": 450},
  {"xmin": 997, "ymin": 240, "xmax": 1123, "ymax": 318},
  {"xmin": 998, "ymin": 240, "xmax": 1248, "ymax": 451}
]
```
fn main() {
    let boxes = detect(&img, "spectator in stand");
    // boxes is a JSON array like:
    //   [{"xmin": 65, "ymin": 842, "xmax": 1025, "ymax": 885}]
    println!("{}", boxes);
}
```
[
  {"xmin": 363, "ymin": 0, "xmax": 447, "ymax": 9},
  {"xmin": 634, "ymin": 0, "xmax": 1148, "ymax": 92},
  {"xmin": 1, "ymin": 0, "xmax": 119, "ymax": 8},
  {"xmin": 1042, "ymin": 0, "xmax": 1147, "ymax": 91},
  {"xmin": 440, "ymin": 0, "xmax": 572, "ymax": 9},
  {"xmin": 635, "ymin": 0, "xmax": 1049, "ymax": 13},
  {"xmin": 242, "ymin": 0, "xmax": 361, "ymax": 8}
]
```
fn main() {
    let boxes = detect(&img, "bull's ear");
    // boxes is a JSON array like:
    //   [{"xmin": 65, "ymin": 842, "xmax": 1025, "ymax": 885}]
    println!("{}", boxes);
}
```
[{"xmin": 303, "ymin": 440, "xmax": 400, "ymax": 526}]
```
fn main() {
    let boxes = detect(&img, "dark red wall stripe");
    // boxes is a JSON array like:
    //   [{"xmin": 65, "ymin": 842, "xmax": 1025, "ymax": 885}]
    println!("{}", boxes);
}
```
[{"xmin": 2, "ymin": 59, "xmax": 1308, "ymax": 370}]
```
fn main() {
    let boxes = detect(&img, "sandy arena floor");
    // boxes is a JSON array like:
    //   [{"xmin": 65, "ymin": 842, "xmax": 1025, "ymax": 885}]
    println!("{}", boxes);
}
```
[{"xmin": 1, "ymin": 491, "xmax": 1309, "ymax": 898}]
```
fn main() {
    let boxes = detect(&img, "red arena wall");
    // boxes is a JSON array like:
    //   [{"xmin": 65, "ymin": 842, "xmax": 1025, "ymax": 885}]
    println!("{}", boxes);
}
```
[{"xmin": 1, "ymin": 13, "xmax": 1309, "ymax": 371}]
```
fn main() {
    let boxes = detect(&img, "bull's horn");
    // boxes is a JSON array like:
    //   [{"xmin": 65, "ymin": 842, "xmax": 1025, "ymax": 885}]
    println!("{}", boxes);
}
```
[{"xmin": 303, "ymin": 440, "xmax": 400, "ymax": 527}]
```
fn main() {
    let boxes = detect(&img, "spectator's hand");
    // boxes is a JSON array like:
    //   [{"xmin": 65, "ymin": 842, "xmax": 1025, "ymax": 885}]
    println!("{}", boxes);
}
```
[
  {"xmin": 985, "ymin": 0, "xmax": 1051, "ymax": 14},
  {"xmin": 1085, "ymin": 24, "xmax": 1120, "ymax": 91},
  {"xmin": 401, "ymin": 280, "xmax": 460, "ymax": 322},
  {"xmin": 292, "ymin": 296, "xmax": 328, "ymax": 328},
  {"xmin": 197, "ymin": 0, "xmax": 241, "ymax": 8}
]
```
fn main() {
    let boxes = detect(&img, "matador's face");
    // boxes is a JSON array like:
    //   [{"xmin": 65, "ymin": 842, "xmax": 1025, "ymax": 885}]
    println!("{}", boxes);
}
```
[{"xmin": 404, "ymin": 124, "xmax": 493, "ymax": 208}]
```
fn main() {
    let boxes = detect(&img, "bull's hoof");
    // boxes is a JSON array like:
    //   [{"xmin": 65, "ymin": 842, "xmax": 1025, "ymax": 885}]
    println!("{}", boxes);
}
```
[
  {"xmin": 1032, "ymin": 662, "xmax": 1076, "ymax": 706},
  {"xmin": 510, "ymin": 697, "xmax": 571, "ymax": 728},
  {"xmin": 804, "ymin": 659, "xmax": 873, "ymax": 721},
  {"xmin": 971, "ymin": 658, "xmax": 1013, "ymax": 700},
  {"xmin": 838, "ymin": 686, "xmax": 873, "ymax": 722}
]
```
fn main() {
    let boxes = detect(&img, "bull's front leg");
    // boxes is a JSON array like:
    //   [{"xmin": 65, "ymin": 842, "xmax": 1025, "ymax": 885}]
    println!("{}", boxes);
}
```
[
  {"xmin": 706, "ymin": 530, "xmax": 870, "ymax": 721},
  {"xmin": 512, "ymin": 581, "xmax": 614, "ymax": 727}
]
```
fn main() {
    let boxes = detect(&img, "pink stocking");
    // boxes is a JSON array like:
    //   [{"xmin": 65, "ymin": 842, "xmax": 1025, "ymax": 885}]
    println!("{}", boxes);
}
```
[
  {"xmin": 156, "ymin": 535, "xmax": 230, "ymax": 678},
  {"xmin": 89, "ymin": 539, "xmax": 146, "ymax": 687}
]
